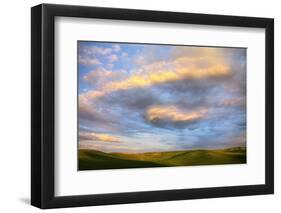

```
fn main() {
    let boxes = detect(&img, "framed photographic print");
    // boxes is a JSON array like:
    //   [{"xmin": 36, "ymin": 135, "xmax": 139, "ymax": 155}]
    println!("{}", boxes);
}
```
[{"xmin": 31, "ymin": 4, "xmax": 274, "ymax": 209}]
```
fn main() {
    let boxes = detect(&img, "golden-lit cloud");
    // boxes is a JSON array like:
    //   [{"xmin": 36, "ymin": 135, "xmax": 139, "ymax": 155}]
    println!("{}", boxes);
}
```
[
  {"xmin": 220, "ymin": 97, "xmax": 245, "ymax": 107},
  {"xmin": 81, "ymin": 47, "xmax": 231, "ymax": 103},
  {"xmin": 79, "ymin": 131, "xmax": 120, "ymax": 143},
  {"xmin": 81, "ymin": 61, "xmax": 230, "ymax": 103},
  {"xmin": 146, "ymin": 105, "xmax": 208, "ymax": 122},
  {"xmin": 121, "ymin": 56, "xmax": 228, "ymax": 85}
]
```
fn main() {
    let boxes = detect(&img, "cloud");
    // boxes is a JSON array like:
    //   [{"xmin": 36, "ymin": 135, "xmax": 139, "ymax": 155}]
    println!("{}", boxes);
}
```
[
  {"xmin": 108, "ymin": 54, "xmax": 118, "ymax": 63},
  {"xmin": 79, "ymin": 45, "xmax": 113, "ymax": 56},
  {"xmin": 122, "ymin": 52, "xmax": 128, "ymax": 57},
  {"xmin": 79, "ymin": 131, "xmax": 120, "ymax": 143},
  {"xmin": 145, "ymin": 105, "xmax": 209, "ymax": 129},
  {"xmin": 80, "ymin": 50, "xmax": 231, "ymax": 102},
  {"xmin": 220, "ymin": 97, "xmax": 246, "ymax": 107},
  {"xmin": 79, "ymin": 55, "xmax": 100, "ymax": 66},
  {"xmin": 79, "ymin": 140, "xmax": 134, "ymax": 153},
  {"xmin": 112, "ymin": 44, "xmax": 121, "ymax": 52},
  {"xmin": 79, "ymin": 95, "xmax": 123, "ymax": 132},
  {"xmin": 79, "ymin": 45, "xmax": 245, "ymax": 133},
  {"xmin": 112, "ymin": 52, "xmax": 230, "ymax": 85},
  {"xmin": 83, "ymin": 67, "xmax": 125, "ymax": 86},
  {"xmin": 134, "ymin": 55, "xmax": 146, "ymax": 65},
  {"xmin": 79, "ymin": 44, "xmax": 122, "ymax": 67},
  {"xmin": 146, "ymin": 105, "xmax": 208, "ymax": 123}
]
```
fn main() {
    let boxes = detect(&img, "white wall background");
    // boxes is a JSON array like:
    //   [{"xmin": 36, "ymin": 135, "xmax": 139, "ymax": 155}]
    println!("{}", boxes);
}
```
[{"xmin": 0, "ymin": 0, "xmax": 279, "ymax": 212}]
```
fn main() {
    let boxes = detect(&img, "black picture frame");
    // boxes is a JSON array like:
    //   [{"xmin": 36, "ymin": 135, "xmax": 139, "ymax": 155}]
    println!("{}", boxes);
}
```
[{"xmin": 31, "ymin": 3, "xmax": 274, "ymax": 209}]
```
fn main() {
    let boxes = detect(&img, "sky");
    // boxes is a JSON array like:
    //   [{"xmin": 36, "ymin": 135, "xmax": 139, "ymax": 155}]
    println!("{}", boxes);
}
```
[{"xmin": 78, "ymin": 41, "xmax": 246, "ymax": 153}]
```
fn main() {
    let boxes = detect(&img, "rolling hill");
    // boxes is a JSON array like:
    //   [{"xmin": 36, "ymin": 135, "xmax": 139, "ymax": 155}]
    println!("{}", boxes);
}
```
[{"xmin": 78, "ymin": 147, "xmax": 246, "ymax": 170}]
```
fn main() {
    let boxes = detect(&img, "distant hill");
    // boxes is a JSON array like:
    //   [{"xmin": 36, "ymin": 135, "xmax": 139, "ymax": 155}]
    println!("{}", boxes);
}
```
[{"xmin": 78, "ymin": 147, "xmax": 246, "ymax": 170}]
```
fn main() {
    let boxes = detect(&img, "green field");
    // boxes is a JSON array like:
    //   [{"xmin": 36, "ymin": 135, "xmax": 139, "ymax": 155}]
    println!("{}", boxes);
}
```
[{"xmin": 78, "ymin": 147, "xmax": 246, "ymax": 170}]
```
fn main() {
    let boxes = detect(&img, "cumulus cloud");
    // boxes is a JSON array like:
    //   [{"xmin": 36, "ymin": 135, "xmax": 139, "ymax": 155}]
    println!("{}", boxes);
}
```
[
  {"xmin": 79, "ymin": 45, "xmax": 113, "ymax": 56},
  {"xmin": 146, "ymin": 105, "xmax": 208, "ymax": 123},
  {"xmin": 79, "ymin": 55, "xmax": 100, "ymax": 66},
  {"xmin": 78, "ymin": 43, "xmax": 122, "ymax": 67},
  {"xmin": 82, "ymin": 67, "xmax": 126, "ymax": 87},
  {"xmin": 79, "ymin": 48, "xmax": 232, "ymax": 103}
]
